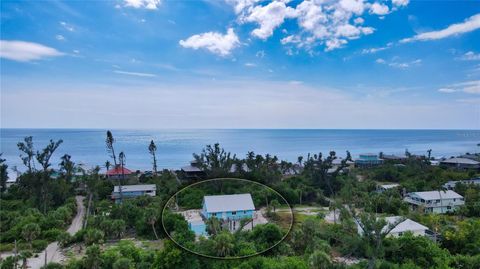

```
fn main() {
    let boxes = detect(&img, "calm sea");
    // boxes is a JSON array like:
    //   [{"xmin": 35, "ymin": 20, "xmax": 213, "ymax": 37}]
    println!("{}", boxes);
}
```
[{"xmin": 1, "ymin": 129, "xmax": 479, "ymax": 172}]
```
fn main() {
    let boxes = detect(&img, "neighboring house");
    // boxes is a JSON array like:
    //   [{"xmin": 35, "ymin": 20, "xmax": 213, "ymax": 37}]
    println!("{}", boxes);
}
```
[
  {"xmin": 382, "ymin": 154, "xmax": 407, "ymax": 162},
  {"xmin": 443, "ymin": 177, "xmax": 480, "ymax": 190},
  {"xmin": 440, "ymin": 158, "xmax": 480, "ymax": 170},
  {"xmin": 230, "ymin": 163, "xmax": 251, "ymax": 173},
  {"xmin": 179, "ymin": 160, "xmax": 205, "ymax": 180},
  {"xmin": 5, "ymin": 168, "xmax": 19, "ymax": 189},
  {"xmin": 403, "ymin": 190, "xmax": 465, "ymax": 213},
  {"xmin": 355, "ymin": 153, "xmax": 384, "ymax": 167},
  {"xmin": 106, "ymin": 166, "xmax": 134, "ymax": 179},
  {"xmin": 201, "ymin": 193, "xmax": 255, "ymax": 221},
  {"xmin": 332, "ymin": 157, "xmax": 355, "ymax": 169},
  {"xmin": 111, "ymin": 184, "xmax": 156, "ymax": 203},
  {"xmin": 377, "ymin": 183, "xmax": 400, "ymax": 193},
  {"xmin": 357, "ymin": 216, "xmax": 430, "ymax": 237}
]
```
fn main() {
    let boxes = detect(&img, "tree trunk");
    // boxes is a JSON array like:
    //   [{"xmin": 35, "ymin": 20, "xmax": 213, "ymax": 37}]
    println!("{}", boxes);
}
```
[{"xmin": 152, "ymin": 222, "xmax": 159, "ymax": 240}]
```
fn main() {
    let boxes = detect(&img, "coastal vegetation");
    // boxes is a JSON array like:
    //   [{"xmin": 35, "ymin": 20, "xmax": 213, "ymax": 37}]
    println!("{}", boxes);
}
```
[{"xmin": 0, "ymin": 132, "xmax": 479, "ymax": 268}]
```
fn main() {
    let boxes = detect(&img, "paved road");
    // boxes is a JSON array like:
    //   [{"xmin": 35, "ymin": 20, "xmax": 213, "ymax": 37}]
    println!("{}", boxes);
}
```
[{"xmin": 27, "ymin": 195, "xmax": 85, "ymax": 269}]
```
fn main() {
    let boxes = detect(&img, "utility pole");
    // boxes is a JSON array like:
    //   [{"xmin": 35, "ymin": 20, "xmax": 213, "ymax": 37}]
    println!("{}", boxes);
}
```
[{"xmin": 44, "ymin": 249, "xmax": 47, "ymax": 267}]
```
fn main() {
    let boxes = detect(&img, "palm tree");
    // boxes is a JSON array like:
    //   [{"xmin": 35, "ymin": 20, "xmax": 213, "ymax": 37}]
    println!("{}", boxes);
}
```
[
  {"xmin": 104, "ymin": 160, "xmax": 111, "ymax": 172},
  {"xmin": 22, "ymin": 223, "xmax": 40, "ymax": 249},
  {"xmin": 214, "ymin": 232, "xmax": 234, "ymax": 257},
  {"xmin": 59, "ymin": 154, "xmax": 75, "ymax": 182},
  {"xmin": 19, "ymin": 250, "xmax": 32, "ymax": 269},
  {"xmin": 309, "ymin": 250, "xmax": 331, "ymax": 269},
  {"xmin": 148, "ymin": 140, "xmax": 158, "ymax": 175},
  {"xmin": 84, "ymin": 244, "xmax": 101, "ymax": 269},
  {"xmin": 270, "ymin": 199, "xmax": 280, "ymax": 212},
  {"xmin": 106, "ymin": 131, "xmax": 122, "ymax": 202},
  {"xmin": 145, "ymin": 208, "xmax": 159, "ymax": 239}
]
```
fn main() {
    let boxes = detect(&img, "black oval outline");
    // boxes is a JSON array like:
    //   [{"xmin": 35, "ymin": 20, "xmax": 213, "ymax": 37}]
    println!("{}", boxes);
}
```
[{"xmin": 161, "ymin": 178, "xmax": 294, "ymax": 260}]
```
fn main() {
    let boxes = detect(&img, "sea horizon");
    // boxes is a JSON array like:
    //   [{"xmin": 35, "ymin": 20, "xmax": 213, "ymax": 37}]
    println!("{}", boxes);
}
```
[{"xmin": 2, "ymin": 128, "xmax": 479, "ymax": 172}]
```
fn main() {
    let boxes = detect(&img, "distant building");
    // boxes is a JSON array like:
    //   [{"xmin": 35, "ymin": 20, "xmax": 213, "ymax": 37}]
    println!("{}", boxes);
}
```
[
  {"xmin": 357, "ymin": 216, "xmax": 430, "ymax": 237},
  {"xmin": 332, "ymin": 157, "xmax": 355, "ymax": 169},
  {"xmin": 440, "ymin": 158, "xmax": 480, "ymax": 170},
  {"xmin": 443, "ymin": 177, "xmax": 480, "ymax": 190},
  {"xmin": 230, "ymin": 163, "xmax": 251, "ymax": 173},
  {"xmin": 180, "ymin": 160, "xmax": 205, "ymax": 180},
  {"xmin": 355, "ymin": 153, "xmax": 384, "ymax": 167},
  {"xmin": 112, "ymin": 184, "xmax": 156, "ymax": 203},
  {"xmin": 382, "ymin": 154, "xmax": 407, "ymax": 162},
  {"xmin": 106, "ymin": 166, "xmax": 134, "ymax": 179},
  {"xmin": 377, "ymin": 183, "xmax": 400, "ymax": 193},
  {"xmin": 404, "ymin": 190, "xmax": 464, "ymax": 213},
  {"xmin": 5, "ymin": 168, "xmax": 19, "ymax": 189},
  {"xmin": 201, "ymin": 193, "xmax": 255, "ymax": 221}
]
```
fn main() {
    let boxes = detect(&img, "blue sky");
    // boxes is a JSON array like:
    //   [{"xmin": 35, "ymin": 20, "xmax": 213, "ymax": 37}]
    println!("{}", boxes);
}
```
[{"xmin": 1, "ymin": 0, "xmax": 479, "ymax": 129}]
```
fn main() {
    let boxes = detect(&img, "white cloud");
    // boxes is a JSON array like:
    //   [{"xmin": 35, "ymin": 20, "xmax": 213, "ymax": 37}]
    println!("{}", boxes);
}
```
[
  {"xmin": 375, "ymin": 57, "xmax": 421, "ymax": 68},
  {"xmin": 55, "ymin": 35, "xmax": 65, "ymax": 41},
  {"xmin": 243, "ymin": 1, "xmax": 297, "ymax": 40},
  {"xmin": 438, "ymin": 80, "xmax": 480, "ymax": 94},
  {"xmin": 60, "ymin": 21, "xmax": 74, "ymax": 32},
  {"xmin": 392, "ymin": 0, "xmax": 409, "ymax": 7},
  {"xmin": 123, "ymin": 0, "xmax": 161, "ymax": 9},
  {"xmin": 113, "ymin": 70, "xmax": 157, "ymax": 77},
  {"xmin": 255, "ymin": 50, "xmax": 265, "ymax": 58},
  {"xmin": 438, "ymin": 88, "xmax": 457, "ymax": 93},
  {"xmin": 0, "ymin": 40, "xmax": 64, "ymax": 62},
  {"xmin": 401, "ymin": 13, "xmax": 480, "ymax": 43},
  {"xmin": 225, "ymin": 0, "xmax": 408, "ymax": 52},
  {"xmin": 457, "ymin": 51, "xmax": 480, "ymax": 61},
  {"xmin": 244, "ymin": 62, "xmax": 256, "ymax": 67},
  {"xmin": 179, "ymin": 28, "xmax": 240, "ymax": 56},
  {"xmin": 362, "ymin": 45, "xmax": 389, "ymax": 54},
  {"xmin": 370, "ymin": 2, "xmax": 389, "ymax": 15}
]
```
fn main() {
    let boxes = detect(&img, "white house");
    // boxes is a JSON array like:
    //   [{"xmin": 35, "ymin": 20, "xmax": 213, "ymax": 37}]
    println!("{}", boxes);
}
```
[
  {"xmin": 357, "ymin": 216, "xmax": 430, "ymax": 237},
  {"xmin": 403, "ymin": 190, "xmax": 464, "ymax": 213},
  {"xmin": 112, "ymin": 184, "xmax": 156, "ymax": 203},
  {"xmin": 443, "ymin": 177, "xmax": 480, "ymax": 190},
  {"xmin": 377, "ymin": 183, "xmax": 400, "ymax": 193}
]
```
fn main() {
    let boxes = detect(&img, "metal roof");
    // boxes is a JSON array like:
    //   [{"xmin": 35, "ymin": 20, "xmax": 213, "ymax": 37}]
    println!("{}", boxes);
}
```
[
  {"xmin": 441, "ymin": 158, "xmax": 480, "ymax": 165},
  {"xmin": 385, "ymin": 217, "xmax": 429, "ymax": 234},
  {"xmin": 409, "ymin": 190, "xmax": 463, "ymax": 200},
  {"xmin": 181, "ymin": 165, "xmax": 202, "ymax": 172},
  {"xmin": 113, "ymin": 184, "xmax": 156, "ymax": 193},
  {"xmin": 203, "ymin": 193, "xmax": 255, "ymax": 213}
]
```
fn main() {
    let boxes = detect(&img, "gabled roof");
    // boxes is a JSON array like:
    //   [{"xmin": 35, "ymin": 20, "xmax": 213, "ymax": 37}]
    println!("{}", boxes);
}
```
[
  {"xmin": 385, "ymin": 217, "xmax": 429, "ymax": 234},
  {"xmin": 357, "ymin": 216, "xmax": 429, "ymax": 235},
  {"xmin": 113, "ymin": 184, "xmax": 156, "ymax": 193},
  {"xmin": 106, "ymin": 166, "xmax": 133, "ymax": 176},
  {"xmin": 181, "ymin": 165, "xmax": 202, "ymax": 172},
  {"xmin": 203, "ymin": 193, "xmax": 255, "ymax": 213},
  {"xmin": 409, "ymin": 190, "xmax": 463, "ymax": 200}
]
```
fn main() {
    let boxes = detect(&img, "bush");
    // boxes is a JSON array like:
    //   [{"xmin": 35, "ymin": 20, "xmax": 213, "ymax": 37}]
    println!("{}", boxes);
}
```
[
  {"xmin": 42, "ymin": 228, "xmax": 64, "ymax": 242},
  {"xmin": 32, "ymin": 239, "xmax": 48, "ymax": 252},
  {"xmin": 0, "ymin": 243, "xmax": 14, "ymax": 252}
]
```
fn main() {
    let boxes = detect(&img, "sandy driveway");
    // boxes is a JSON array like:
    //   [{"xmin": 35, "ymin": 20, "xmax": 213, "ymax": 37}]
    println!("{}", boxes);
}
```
[{"xmin": 26, "ymin": 195, "xmax": 85, "ymax": 269}]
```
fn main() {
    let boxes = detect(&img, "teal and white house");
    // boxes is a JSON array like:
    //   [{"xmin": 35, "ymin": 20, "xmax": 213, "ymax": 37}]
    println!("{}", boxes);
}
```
[{"xmin": 201, "ymin": 193, "xmax": 255, "ymax": 220}]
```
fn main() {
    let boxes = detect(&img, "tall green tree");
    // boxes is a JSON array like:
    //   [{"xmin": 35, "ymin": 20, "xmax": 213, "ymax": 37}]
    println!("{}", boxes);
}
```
[
  {"xmin": 106, "ymin": 131, "xmax": 122, "ymax": 201},
  {"xmin": 36, "ymin": 139, "xmax": 63, "ymax": 213},
  {"xmin": 59, "ymin": 154, "xmax": 75, "ymax": 182},
  {"xmin": 0, "ymin": 153, "xmax": 8, "ymax": 192},
  {"xmin": 148, "ymin": 140, "xmax": 158, "ymax": 175},
  {"xmin": 17, "ymin": 136, "xmax": 35, "ymax": 173},
  {"xmin": 22, "ymin": 223, "xmax": 40, "ymax": 249}
]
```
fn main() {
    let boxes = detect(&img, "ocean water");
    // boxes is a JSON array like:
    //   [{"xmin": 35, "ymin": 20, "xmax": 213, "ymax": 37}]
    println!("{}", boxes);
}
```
[{"xmin": 1, "ymin": 129, "xmax": 479, "ymax": 172}]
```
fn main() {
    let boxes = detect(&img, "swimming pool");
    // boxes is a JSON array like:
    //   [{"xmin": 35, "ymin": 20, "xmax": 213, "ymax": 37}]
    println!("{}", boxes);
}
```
[{"xmin": 189, "ymin": 221, "xmax": 207, "ymax": 236}]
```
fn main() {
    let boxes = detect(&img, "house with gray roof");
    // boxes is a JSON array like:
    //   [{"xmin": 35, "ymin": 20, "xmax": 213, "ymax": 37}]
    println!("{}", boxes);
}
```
[
  {"xmin": 404, "ymin": 190, "xmax": 464, "ymax": 213},
  {"xmin": 201, "ymin": 193, "xmax": 255, "ymax": 221},
  {"xmin": 443, "ymin": 177, "xmax": 480, "ymax": 190},
  {"xmin": 112, "ymin": 184, "xmax": 156, "ymax": 203},
  {"xmin": 440, "ymin": 157, "xmax": 480, "ymax": 170},
  {"xmin": 357, "ymin": 216, "xmax": 430, "ymax": 237}
]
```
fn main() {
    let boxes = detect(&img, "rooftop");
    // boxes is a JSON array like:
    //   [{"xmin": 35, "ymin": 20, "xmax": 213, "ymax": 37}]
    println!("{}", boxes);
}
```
[
  {"xmin": 203, "ymin": 193, "xmax": 255, "ymax": 213},
  {"xmin": 113, "ymin": 184, "xmax": 156, "ymax": 193},
  {"xmin": 106, "ymin": 166, "xmax": 133, "ymax": 176},
  {"xmin": 440, "ymin": 158, "xmax": 480, "ymax": 165},
  {"xmin": 385, "ymin": 217, "xmax": 429, "ymax": 234},
  {"xmin": 409, "ymin": 190, "xmax": 463, "ymax": 200}
]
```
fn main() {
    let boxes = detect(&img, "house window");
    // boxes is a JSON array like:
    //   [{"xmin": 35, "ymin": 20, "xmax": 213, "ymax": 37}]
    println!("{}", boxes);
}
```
[
  {"xmin": 435, "ymin": 200, "xmax": 440, "ymax": 203},
  {"xmin": 231, "ymin": 211, "xmax": 236, "ymax": 215},
  {"xmin": 447, "ymin": 206, "xmax": 451, "ymax": 209},
  {"xmin": 244, "ymin": 211, "xmax": 247, "ymax": 214}
]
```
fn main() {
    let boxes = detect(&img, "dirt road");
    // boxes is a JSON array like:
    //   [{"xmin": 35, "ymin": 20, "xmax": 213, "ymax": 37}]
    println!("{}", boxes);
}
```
[{"xmin": 26, "ymin": 195, "xmax": 85, "ymax": 269}]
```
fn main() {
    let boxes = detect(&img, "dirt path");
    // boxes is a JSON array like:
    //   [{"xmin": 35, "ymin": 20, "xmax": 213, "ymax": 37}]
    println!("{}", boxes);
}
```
[{"xmin": 26, "ymin": 195, "xmax": 85, "ymax": 269}]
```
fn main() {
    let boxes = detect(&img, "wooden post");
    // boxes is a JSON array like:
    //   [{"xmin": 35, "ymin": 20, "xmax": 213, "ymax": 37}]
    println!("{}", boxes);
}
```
[
  {"xmin": 44, "ymin": 249, "xmax": 47, "ymax": 267},
  {"xmin": 13, "ymin": 239, "xmax": 17, "ymax": 269}
]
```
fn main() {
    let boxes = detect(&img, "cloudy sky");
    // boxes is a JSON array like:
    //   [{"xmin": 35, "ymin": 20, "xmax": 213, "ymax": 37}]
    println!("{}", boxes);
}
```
[{"xmin": 1, "ymin": 0, "xmax": 479, "ymax": 129}]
